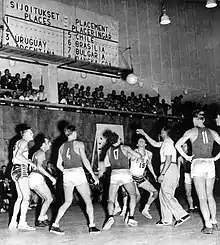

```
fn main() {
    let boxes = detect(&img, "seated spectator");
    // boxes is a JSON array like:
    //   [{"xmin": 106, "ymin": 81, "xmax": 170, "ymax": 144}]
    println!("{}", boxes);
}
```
[
  {"xmin": 12, "ymin": 90, "xmax": 18, "ymax": 100},
  {"xmin": 8, "ymin": 73, "xmax": 21, "ymax": 90},
  {"xmin": 63, "ymin": 81, "xmax": 69, "ymax": 95},
  {"xmin": 73, "ymin": 83, "xmax": 79, "ymax": 94},
  {"xmin": 29, "ymin": 90, "xmax": 38, "ymax": 101},
  {"xmin": 60, "ymin": 94, "xmax": 68, "ymax": 104},
  {"xmin": 161, "ymin": 99, "xmax": 172, "ymax": 115},
  {"xmin": 0, "ymin": 69, "xmax": 11, "ymax": 89},
  {"xmin": 0, "ymin": 165, "xmax": 7, "ymax": 213},
  {"xmin": 37, "ymin": 85, "xmax": 47, "ymax": 102},
  {"xmin": 4, "ymin": 91, "xmax": 12, "ymax": 99},
  {"xmin": 19, "ymin": 91, "xmax": 29, "ymax": 100},
  {"xmin": 19, "ymin": 74, "xmax": 32, "ymax": 91}
]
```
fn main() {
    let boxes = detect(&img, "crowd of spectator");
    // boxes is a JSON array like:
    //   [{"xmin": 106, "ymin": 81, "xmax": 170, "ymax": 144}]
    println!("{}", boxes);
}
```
[
  {"xmin": 0, "ymin": 68, "xmax": 208, "ymax": 118},
  {"xmin": 0, "ymin": 69, "xmax": 47, "ymax": 102},
  {"xmin": 58, "ymin": 81, "xmax": 191, "ymax": 117}
]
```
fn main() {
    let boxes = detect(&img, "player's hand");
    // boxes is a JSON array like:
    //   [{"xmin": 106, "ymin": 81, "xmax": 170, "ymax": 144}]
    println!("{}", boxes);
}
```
[
  {"xmin": 185, "ymin": 155, "xmax": 194, "ymax": 162},
  {"xmin": 93, "ymin": 175, "xmax": 99, "ymax": 185},
  {"xmin": 50, "ymin": 177, "xmax": 56, "ymax": 186},
  {"xmin": 136, "ymin": 129, "xmax": 145, "ymax": 135},
  {"xmin": 158, "ymin": 174, "xmax": 165, "ymax": 184}
]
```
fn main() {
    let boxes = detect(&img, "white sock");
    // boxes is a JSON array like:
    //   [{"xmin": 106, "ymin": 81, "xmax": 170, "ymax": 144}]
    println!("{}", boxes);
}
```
[
  {"xmin": 211, "ymin": 220, "xmax": 217, "ymax": 225},
  {"xmin": 89, "ymin": 223, "xmax": 95, "ymax": 228},
  {"xmin": 144, "ymin": 204, "xmax": 150, "ymax": 211},
  {"xmin": 205, "ymin": 221, "xmax": 212, "ymax": 228}
]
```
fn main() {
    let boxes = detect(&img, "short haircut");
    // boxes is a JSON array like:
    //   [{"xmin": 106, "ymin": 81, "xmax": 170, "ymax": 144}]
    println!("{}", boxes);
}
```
[
  {"xmin": 161, "ymin": 125, "xmax": 172, "ymax": 137},
  {"xmin": 192, "ymin": 110, "xmax": 205, "ymax": 120},
  {"xmin": 103, "ymin": 130, "xmax": 119, "ymax": 145},
  {"xmin": 64, "ymin": 125, "xmax": 76, "ymax": 136}
]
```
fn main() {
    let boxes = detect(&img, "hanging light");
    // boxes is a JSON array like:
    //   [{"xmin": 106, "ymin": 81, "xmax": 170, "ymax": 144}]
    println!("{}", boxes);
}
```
[
  {"xmin": 160, "ymin": 4, "xmax": 171, "ymax": 25},
  {"xmin": 206, "ymin": 0, "xmax": 217, "ymax": 8}
]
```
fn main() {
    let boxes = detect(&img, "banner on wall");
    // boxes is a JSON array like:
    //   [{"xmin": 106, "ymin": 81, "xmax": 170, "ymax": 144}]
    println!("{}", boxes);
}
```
[
  {"xmin": 2, "ymin": 0, "xmax": 119, "ymax": 66},
  {"xmin": 91, "ymin": 123, "xmax": 124, "ymax": 168}
]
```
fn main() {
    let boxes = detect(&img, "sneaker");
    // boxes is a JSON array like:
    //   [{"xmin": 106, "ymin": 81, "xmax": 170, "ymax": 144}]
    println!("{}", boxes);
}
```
[
  {"xmin": 18, "ymin": 222, "xmax": 36, "ymax": 231},
  {"xmin": 0, "ymin": 208, "xmax": 6, "ymax": 213},
  {"xmin": 212, "ymin": 224, "xmax": 220, "ymax": 231},
  {"xmin": 50, "ymin": 225, "xmax": 65, "ymax": 235},
  {"xmin": 201, "ymin": 227, "xmax": 213, "ymax": 234},
  {"xmin": 156, "ymin": 221, "xmax": 172, "ymax": 226},
  {"xmin": 35, "ymin": 220, "xmax": 48, "ymax": 227},
  {"xmin": 174, "ymin": 214, "xmax": 190, "ymax": 227},
  {"xmin": 8, "ymin": 221, "xmax": 18, "ymax": 230},
  {"xmin": 102, "ymin": 217, "xmax": 114, "ymax": 230},
  {"xmin": 142, "ymin": 209, "xmax": 152, "ymax": 219},
  {"xmin": 89, "ymin": 226, "xmax": 101, "ymax": 234},
  {"xmin": 127, "ymin": 218, "xmax": 138, "ymax": 227},
  {"xmin": 113, "ymin": 205, "xmax": 121, "ymax": 216}
]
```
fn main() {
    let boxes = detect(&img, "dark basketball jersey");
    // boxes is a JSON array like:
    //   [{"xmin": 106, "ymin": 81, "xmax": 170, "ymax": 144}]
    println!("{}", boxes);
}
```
[
  {"xmin": 61, "ymin": 140, "xmax": 82, "ymax": 169},
  {"xmin": 109, "ymin": 145, "xmax": 129, "ymax": 170},
  {"xmin": 32, "ymin": 150, "xmax": 47, "ymax": 175},
  {"xmin": 192, "ymin": 127, "xmax": 214, "ymax": 159}
]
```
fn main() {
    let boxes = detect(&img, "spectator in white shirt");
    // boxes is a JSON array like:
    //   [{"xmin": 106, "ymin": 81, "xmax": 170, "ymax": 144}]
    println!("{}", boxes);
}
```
[{"xmin": 37, "ymin": 85, "xmax": 47, "ymax": 102}]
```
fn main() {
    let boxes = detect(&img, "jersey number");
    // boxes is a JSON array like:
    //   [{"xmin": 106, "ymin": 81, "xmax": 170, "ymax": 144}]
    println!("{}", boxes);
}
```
[
  {"xmin": 113, "ymin": 149, "xmax": 119, "ymax": 160},
  {"xmin": 66, "ymin": 148, "xmax": 71, "ymax": 160},
  {"xmin": 139, "ymin": 158, "xmax": 145, "ymax": 168},
  {"xmin": 202, "ymin": 131, "xmax": 209, "ymax": 144}
]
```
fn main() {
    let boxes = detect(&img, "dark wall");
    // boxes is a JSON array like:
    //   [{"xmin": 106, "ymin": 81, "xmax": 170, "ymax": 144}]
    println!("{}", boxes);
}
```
[{"xmin": 1, "ymin": 105, "xmax": 171, "ymax": 169}]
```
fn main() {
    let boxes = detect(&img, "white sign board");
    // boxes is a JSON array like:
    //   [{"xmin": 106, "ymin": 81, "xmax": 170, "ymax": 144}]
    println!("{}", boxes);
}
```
[{"xmin": 3, "ymin": 0, "xmax": 119, "ymax": 66}]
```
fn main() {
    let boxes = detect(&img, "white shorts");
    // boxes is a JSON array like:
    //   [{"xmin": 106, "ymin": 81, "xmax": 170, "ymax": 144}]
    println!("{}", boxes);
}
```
[
  {"xmin": 110, "ymin": 169, "xmax": 133, "ymax": 186},
  {"xmin": 29, "ymin": 172, "xmax": 45, "ymax": 189},
  {"xmin": 63, "ymin": 167, "xmax": 87, "ymax": 187},
  {"xmin": 184, "ymin": 173, "xmax": 192, "ymax": 185},
  {"xmin": 191, "ymin": 158, "xmax": 215, "ymax": 179}
]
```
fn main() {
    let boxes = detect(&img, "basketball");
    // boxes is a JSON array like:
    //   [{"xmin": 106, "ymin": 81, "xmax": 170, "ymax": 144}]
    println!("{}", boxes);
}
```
[{"xmin": 126, "ymin": 73, "xmax": 138, "ymax": 85}]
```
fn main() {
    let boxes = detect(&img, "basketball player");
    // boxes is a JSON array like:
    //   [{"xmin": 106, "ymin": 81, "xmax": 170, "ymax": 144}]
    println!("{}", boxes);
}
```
[
  {"xmin": 50, "ymin": 125, "xmax": 100, "ymax": 234},
  {"xmin": 137, "ymin": 126, "xmax": 190, "ymax": 227},
  {"xmin": 130, "ymin": 137, "xmax": 158, "ymax": 219},
  {"xmin": 9, "ymin": 128, "xmax": 36, "ymax": 230},
  {"xmin": 100, "ymin": 130, "xmax": 142, "ymax": 230},
  {"xmin": 176, "ymin": 110, "xmax": 220, "ymax": 234},
  {"xmin": 177, "ymin": 142, "xmax": 198, "ymax": 213},
  {"xmin": 29, "ymin": 136, "xmax": 56, "ymax": 227}
]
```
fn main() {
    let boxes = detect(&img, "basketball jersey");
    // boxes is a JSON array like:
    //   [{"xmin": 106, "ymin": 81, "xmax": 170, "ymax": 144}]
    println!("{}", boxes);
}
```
[
  {"xmin": 192, "ymin": 127, "xmax": 214, "ymax": 159},
  {"xmin": 109, "ymin": 145, "xmax": 129, "ymax": 170},
  {"xmin": 12, "ymin": 139, "xmax": 29, "ymax": 165},
  {"xmin": 130, "ymin": 149, "xmax": 150, "ymax": 176},
  {"xmin": 61, "ymin": 140, "xmax": 82, "ymax": 169},
  {"xmin": 32, "ymin": 150, "xmax": 47, "ymax": 175}
]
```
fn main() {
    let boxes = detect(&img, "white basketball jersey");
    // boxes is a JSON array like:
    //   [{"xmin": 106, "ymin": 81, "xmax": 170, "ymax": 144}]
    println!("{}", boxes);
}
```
[
  {"xmin": 12, "ymin": 140, "xmax": 29, "ymax": 165},
  {"xmin": 130, "ymin": 149, "xmax": 150, "ymax": 176}
]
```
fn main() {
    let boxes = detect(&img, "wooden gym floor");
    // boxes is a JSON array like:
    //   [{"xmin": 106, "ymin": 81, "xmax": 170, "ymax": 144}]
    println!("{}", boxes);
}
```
[{"xmin": 1, "ymin": 197, "xmax": 220, "ymax": 245}]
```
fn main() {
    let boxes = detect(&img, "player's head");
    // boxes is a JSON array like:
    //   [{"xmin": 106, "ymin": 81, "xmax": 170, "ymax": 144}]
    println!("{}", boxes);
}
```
[
  {"xmin": 214, "ymin": 112, "xmax": 220, "ymax": 126},
  {"xmin": 160, "ymin": 125, "xmax": 172, "ymax": 140},
  {"xmin": 22, "ymin": 127, "xmax": 34, "ymax": 141},
  {"xmin": 42, "ymin": 138, "xmax": 51, "ymax": 152},
  {"xmin": 137, "ymin": 137, "xmax": 146, "ymax": 147},
  {"xmin": 103, "ymin": 130, "xmax": 119, "ymax": 146},
  {"xmin": 64, "ymin": 125, "xmax": 77, "ymax": 140},
  {"xmin": 192, "ymin": 110, "xmax": 205, "ymax": 127}
]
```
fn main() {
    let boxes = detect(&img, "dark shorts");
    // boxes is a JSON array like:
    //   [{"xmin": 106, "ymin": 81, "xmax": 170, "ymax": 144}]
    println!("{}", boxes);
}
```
[
  {"xmin": 132, "ymin": 175, "xmax": 146, "ymax": 186},
  {"xmin": 11, "ymin": 164, "xmax": 28, "ymax": 181}
]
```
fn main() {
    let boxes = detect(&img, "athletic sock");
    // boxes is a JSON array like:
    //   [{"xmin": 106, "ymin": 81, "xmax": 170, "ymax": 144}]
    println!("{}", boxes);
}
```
[
  {"xmin": 205, "ymin": 221, "xmax": 213, "ymax": 228},
  {"xmin": 89, "ymin": 223, "xmax": 95, "ymax": 228}
]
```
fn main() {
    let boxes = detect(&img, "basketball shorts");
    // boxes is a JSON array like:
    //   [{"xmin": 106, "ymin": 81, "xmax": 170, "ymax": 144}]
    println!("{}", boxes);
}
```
[
  {"xmin": 29, "ymin": 172, "xmax": 45, "ymax": 189},
  {"xmin": 11, "ymin": 164, "xmax": 28, "ymax": 181},
  {"xmin": 132, "ymin": 175, "xmax": 146, "ymax": 186},
  {"xmin": 110, "ymin": 169, "xmax": 133, "ymax": 186},
  {"xmin": 63, "ymin": 167, "xmax": 87, "ymax": 187},
  {"xmin": 191, "ymin": 158, "xmax": 215, "ymax": 179},
  {"xmin": 184, "ymin": 173, "xmax": 192, "ymax": 185}
]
